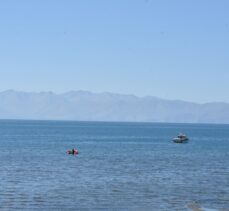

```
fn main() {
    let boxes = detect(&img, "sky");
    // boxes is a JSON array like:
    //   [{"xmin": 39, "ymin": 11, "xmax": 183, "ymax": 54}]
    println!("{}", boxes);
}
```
[{"xmin": 0, "ymin": 0, "xmax": 228, "ymax": 103}]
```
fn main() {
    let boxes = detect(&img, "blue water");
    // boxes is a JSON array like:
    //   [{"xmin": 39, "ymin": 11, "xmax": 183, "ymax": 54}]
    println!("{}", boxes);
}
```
[{"xmin": 0, "ymin": 120, "xmax": 228, "ymax": 211}]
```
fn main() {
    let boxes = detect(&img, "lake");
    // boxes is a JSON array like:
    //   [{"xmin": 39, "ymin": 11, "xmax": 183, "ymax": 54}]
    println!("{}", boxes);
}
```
[{"xmin": 0, "ymin": 120, "xmax": 228, "ymax": 210}]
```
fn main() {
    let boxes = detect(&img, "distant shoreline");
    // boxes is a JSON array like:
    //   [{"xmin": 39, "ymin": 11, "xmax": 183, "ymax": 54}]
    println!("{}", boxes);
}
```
[
  {"xmin": 1, "ymin": 90, "xmax": 229, "ymax": 124},
  {"xmin": 0, "ymin": 118, "xmax": 228, "ymax": 126}
]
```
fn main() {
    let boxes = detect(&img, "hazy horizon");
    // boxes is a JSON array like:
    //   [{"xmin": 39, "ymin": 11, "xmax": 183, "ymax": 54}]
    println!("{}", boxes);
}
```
[
  {"xmin": 1, "ymin": 89, "xmax": 229, "ymax": 124},
  {"xmin": 1, "ymin": 89, "xmax": 229, "ymax": 104}
]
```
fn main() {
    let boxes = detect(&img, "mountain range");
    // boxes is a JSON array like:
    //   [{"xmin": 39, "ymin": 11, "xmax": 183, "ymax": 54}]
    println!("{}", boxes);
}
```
[{"xmin": 0, "ymin": 90, "xmax": 229, "ymax": 123}]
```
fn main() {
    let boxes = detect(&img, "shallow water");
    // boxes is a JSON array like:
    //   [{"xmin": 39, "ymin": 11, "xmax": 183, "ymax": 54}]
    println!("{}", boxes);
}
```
[{"xmin": 0, "ymin": 120, "xmax": 228, "ymax": 210}]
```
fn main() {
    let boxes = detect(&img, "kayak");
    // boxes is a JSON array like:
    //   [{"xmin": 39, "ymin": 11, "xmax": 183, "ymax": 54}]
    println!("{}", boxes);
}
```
[{"xmin": 66, "ymin": 149, "xmax": 79, "ymax": 155}]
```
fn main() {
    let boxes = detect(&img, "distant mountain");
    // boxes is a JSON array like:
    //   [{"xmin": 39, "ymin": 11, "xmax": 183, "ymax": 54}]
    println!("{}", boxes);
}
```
[{"xmin": 0, "ymin": 90, "xmax": 229, "ymax": 123}]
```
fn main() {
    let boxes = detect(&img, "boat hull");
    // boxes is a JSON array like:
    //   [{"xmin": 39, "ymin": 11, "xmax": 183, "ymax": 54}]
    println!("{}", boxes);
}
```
[{"xmin": 173, "ymin": 138, "xmax": 188, "ymax": 143}]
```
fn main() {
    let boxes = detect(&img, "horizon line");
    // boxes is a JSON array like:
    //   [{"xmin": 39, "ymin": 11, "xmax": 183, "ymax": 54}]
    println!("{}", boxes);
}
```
[{"xmin": 0, "ymin": 118, "xmax": 228, "ymax": 126}]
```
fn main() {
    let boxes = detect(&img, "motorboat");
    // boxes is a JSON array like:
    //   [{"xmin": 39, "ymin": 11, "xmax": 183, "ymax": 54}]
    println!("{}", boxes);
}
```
[{"xmin": 173, "ymin": 133, "xmax": 189, "ymax": 143}]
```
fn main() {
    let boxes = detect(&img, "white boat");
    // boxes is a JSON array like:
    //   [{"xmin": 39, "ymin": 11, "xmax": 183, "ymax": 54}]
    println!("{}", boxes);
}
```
[{"xmin": 173, "ymin": 134, "xmax": 189, "ymax": 143}]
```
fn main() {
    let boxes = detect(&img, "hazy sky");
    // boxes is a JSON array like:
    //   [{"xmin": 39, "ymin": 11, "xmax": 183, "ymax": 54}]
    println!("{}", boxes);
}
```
[{"xmin": 0, "ymin": 0, "xmax": 228, "ymax": 103}]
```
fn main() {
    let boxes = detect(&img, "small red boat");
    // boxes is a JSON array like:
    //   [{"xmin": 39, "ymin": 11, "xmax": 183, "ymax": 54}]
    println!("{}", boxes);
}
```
[{"xmin": 66, "ymin": 149, "xmax": 79, "ymax": 155}]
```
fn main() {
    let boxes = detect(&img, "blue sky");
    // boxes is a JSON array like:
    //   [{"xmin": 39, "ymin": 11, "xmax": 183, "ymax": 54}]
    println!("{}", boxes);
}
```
[{"xmin": 0, "ymin": 0, "xmax": 228, "ymax": 103}]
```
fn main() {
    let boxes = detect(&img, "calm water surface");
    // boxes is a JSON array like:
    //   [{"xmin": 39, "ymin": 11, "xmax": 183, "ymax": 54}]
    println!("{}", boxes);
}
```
[{"xmin": 0, "ymin": 120, "xmax": 228, "ymax": 210}]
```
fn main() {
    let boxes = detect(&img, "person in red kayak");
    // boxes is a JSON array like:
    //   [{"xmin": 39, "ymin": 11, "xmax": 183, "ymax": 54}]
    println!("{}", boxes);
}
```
[{"xmin": 71, "ymin": 148, "xmax": 75, "ymax": 154}]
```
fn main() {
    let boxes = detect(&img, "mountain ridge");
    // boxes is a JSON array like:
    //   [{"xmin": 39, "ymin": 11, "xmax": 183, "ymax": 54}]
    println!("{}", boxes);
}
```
[{"xmin": 0, "ymin": 90, "xmax": 229, "ymax": 123}]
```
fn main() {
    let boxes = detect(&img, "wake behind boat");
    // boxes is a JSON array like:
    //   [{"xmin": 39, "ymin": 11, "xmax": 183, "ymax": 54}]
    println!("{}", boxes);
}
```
[{"xmin": 173, "ymin": 133, "xmax": 189, "ymax": 143}]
